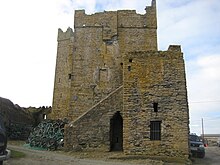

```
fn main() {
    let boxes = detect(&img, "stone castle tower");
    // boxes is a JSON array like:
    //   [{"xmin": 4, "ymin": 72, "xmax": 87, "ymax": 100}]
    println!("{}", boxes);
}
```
[{"xmin": 50, "ymin": 0, "xmax": 190, "ymax": 160}]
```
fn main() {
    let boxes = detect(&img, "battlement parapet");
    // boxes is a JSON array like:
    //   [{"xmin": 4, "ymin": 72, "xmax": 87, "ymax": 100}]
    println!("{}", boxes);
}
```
[
  {"xmin": 117, "ymin": 10, "xmax": 147, "ymax": 28},
  {"xmin": 168, "ymin": 45, "xmax": 181, "ymax": 52},
  {"xmin": 125, "ymin": 47, "xmax": 183, "ymax": 60},
  {"xmin": 57, "ymin": 27, "xmax": 74, "ymax": 41},
  {"xmin": 74, "ymin": 10, "xmax": 117, "ymax": 27},
  {"xmin": 75, "ymin": 10, "xmax": 85, "ymax": 16},
  {"xmin": 74, "ymin": 0, "xmax": 157, "ymax": 30},
  {"xmin": 145, "ymin": 0, "xmax": 156, "ymax": 12}
]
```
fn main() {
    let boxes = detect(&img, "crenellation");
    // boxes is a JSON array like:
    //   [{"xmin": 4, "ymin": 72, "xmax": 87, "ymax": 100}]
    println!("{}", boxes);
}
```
[
  {"xmin": 168, "ymin": 45, "xmax": 182, "ymax": 52},
  {"xmin": 51, "ymin": 0, "xmax": 190, "ymax": 162},
  {"xmin": 117, "ymin": 11, "xmax": 148, "ymax": 28},
  {"xmin": 57, "ymin": 27, "xmax": 74, "ymax": 41},
  {"xmin": 74, "ymin": 10, "xmax": 85, "ymax": 16}
]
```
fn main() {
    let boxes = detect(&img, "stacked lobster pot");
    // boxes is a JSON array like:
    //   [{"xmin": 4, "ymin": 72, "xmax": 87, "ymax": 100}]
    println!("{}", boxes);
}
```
[{"xmin": 27, "ymin": 119, "xmax": 68, "ymax": 150}]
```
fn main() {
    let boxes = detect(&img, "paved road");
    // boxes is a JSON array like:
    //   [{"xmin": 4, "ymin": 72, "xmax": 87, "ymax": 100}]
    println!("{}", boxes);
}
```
[{"xmin": 192, "ymin": 146, "xmax": 220, "ymax": 165}]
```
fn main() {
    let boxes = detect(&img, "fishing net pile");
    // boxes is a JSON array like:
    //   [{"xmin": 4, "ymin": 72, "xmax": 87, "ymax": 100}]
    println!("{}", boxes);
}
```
[{"xmin": 27, "ymin": 119, "xmax": 68, "ymax": 150}]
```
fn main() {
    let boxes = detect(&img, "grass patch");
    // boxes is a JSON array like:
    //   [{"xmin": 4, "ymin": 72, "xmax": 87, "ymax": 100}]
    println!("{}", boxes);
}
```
[
  {"xmin": 10, "ymin": 150, "xmax": 26, "ymax": 159},
  {"xmin": 8, "ymin": 140, "xmax": 26, "ymax": 146}
]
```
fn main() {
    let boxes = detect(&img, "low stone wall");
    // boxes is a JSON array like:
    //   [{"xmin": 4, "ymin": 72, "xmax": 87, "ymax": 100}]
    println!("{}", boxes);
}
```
[
  {"xmin": 7, "ymin": 122, "xmax": 33, "ymax": 140},
  {"xmin": 64, "ymin": 86, "xmax": 123, "ymax": 151}
]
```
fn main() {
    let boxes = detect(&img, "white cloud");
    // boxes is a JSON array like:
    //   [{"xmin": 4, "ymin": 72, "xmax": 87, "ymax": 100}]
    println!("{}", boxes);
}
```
[
  {"xmin": 156, "ymin": 0, "xmax": 220, "ymax": 134},
  {"xmin": 0, "ymin": 0, "xmax": 59, "ymax": 106},
  {"xmin": 0, "ymin": 0, "xmax": 220, "ymax": 134},
  {"xmin": 188, "ymin": 54, "xmax": 220, "ymax": 134},
  {"xmin": 158, "ymin": 0, "xmax": 220, "ymax": 51},
  {"xmin": 188, "ymin": 54, "xmax": 220, "ymax": 106}
]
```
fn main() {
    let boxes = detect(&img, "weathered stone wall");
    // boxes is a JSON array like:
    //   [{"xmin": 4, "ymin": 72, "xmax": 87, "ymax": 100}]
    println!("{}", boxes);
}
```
[
  {"xmin": 68, "ymin": 26, "xmax": 122, "ymax": 121},
  {"xmin": 123, "ymin": 45, "xmax": 189, "ymax": 159},
  {"xmin": 50, "ymin": 28, "xmax": 74, "ymax": 120},
  {"xmin": 51, "ymin": 0, "xmax": 157, "ymax": 122},
  {"xmin": 51, "ymin": 0, "xmax": 190, "ymax": 160},
  {"xmin": 118, "ymin": 0, "xmax": 157, "ymax": 54},
  {"xmin": 65, "ymin": 86, "xmax": 123, "ymax": 151},
  {"xmin": 25, "ymin": 106, "xmax": 52, "ymax": 126}
]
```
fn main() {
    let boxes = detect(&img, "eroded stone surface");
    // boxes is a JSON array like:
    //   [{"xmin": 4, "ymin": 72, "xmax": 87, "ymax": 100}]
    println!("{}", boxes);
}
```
[{"xmin": 50, "ymin": 0, "xmax": 189, "ymax": 161}]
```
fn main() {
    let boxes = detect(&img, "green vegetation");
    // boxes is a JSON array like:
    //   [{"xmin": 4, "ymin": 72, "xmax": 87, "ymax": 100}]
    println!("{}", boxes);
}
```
[
  {"xmin": 8, "ymin": 140, "xmax": 26, "ymax": 146},
  {"xmin": 10, "ymin": 150, "xmax": 26, "ymax": 159}
]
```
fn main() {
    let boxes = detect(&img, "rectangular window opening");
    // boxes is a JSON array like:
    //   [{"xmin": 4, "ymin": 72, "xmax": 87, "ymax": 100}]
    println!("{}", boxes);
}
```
[
  {"xmin": 150, "ymin": 121, "xmax": 161, "ymax": 140},
  {"xmin": 68, "ymin": 74, "xmax": 72, "ymax": 80},
  {"xmin": 43, "ymin": 114, "xmax": 47, "ymax": 120},
  {"xmin": 153, "ymin": 102, "xmax": 158, "ymax": 112},
  {"xmin": 128, "ymin": 66, "xmax": 131, "ymax": 71}
]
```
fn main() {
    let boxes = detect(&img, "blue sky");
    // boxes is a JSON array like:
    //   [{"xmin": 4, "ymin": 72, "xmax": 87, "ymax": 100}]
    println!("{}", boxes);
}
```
[{"xmin": 0, "ymin": 0, "xmax": 220, "ymax": 135}]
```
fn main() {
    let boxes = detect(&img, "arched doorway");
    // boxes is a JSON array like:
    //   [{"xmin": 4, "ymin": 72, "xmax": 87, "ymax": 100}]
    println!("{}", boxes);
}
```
[{"xmin": 110, "ymin": 111, "xmax": 123, "ymax": 151}]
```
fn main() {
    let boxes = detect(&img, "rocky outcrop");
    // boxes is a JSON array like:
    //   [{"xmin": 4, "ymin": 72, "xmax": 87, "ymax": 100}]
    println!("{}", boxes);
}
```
[
  {"xmin": 0, "ymin": 97, "xmax": 33, "ymax": 125},
  {"xmin": 0, "ymin": 97, "xmax": 51, "ymax": 140},
  {"xmin": 0, "ymin": 97, "xmax": 34, "ymax": 139}
]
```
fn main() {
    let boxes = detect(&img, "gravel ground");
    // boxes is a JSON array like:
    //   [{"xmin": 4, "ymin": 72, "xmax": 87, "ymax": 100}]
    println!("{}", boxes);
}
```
[
  {"xmin": 4, "ymin": 144, "xmax": 164, "ymax": 165},
  {"xmin": 4, "ymin": 143, "xmax": 220, "ymax": 165}
]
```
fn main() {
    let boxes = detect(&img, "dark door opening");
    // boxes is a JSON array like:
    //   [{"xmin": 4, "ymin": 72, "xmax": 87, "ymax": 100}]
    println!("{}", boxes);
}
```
[{"xmin": 110, "ymin": 111, "xmax": 123, "ymax": 151}]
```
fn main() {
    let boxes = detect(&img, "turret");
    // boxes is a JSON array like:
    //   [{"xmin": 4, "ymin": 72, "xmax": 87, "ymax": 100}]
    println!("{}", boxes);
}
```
[
  {"xmin": 50, "ymin": 28, "xmax": 74, "ymax": 120},
  {"xmin": 145, "ymin": 0, "xmax": 157, "ymax": 29},
  {"xmin": 57, "ymin": 27, "xmax": 74, "ymax": 41}
]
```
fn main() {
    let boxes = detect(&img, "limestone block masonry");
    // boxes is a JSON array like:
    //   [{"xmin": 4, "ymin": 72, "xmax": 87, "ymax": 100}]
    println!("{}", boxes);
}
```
[
  {"xmin": 49, "ymin": 0, "xmax": 190, "ymax": 161},
  {"xmin": 123, "ymin": 46, "xmax": 189, "ymax": 158}
]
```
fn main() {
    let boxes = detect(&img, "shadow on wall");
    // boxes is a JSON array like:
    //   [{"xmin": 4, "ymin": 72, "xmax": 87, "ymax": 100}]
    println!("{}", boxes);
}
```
[{"xmin": 110, "ymin": 111, "xmax": 123, "ymax": 151}]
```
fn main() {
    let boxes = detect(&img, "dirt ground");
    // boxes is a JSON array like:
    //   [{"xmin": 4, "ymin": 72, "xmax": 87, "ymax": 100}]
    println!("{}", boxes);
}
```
[
  {"xmin": 4, "ymin": 143, "xmax": 220, "ymax": 165},
  {"xmin": 4, "ymin": 144, "xmax": 164, "ymax": 165}
]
